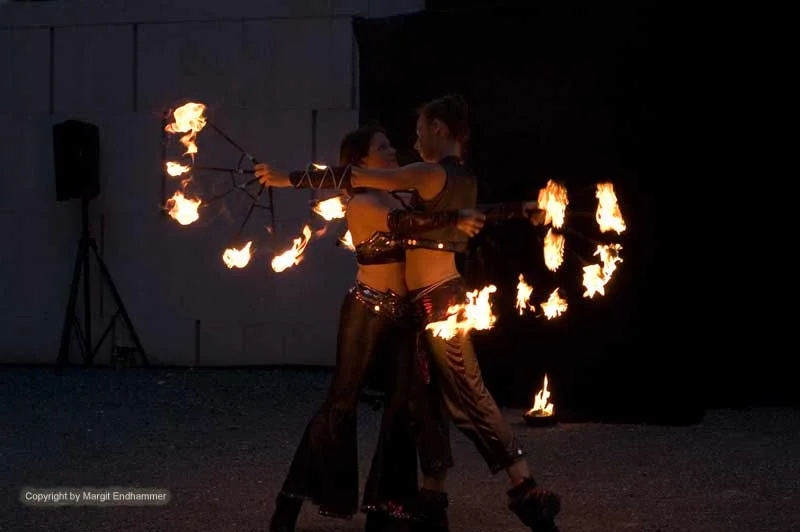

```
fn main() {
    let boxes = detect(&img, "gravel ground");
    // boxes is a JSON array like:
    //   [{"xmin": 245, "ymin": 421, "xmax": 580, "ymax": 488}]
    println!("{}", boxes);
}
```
[{"xmin": 1, "ymin": 366, "xmax": 798, "ymax": 532}]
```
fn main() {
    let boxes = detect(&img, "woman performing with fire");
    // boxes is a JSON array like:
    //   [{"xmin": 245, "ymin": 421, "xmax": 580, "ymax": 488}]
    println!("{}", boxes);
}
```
[
  {"xmin": 256, "ymin": 125, "xmax": 486, "ymax": 532},
  {"xmin": 295, "ymin": 94, "xmax": 563, "ymax": 532}
]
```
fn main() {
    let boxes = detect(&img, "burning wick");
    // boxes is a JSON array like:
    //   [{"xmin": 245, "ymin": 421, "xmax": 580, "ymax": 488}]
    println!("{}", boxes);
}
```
[
  {"xmin": 165, "ymin": 102, "xmax": 207, "ymax": 157},
  {"xmin": 165, "ymin": 190, "xmax": 202, "ymax": 226},
  {"xmin": 312, "ymin": 196, "xmax": 347, "ymax": 221},
  {"xmin": 540, "ymin": 288, "xmax": 568, "ymax": 320},
  {"xmin": 426, "ymin": 285, "xmax": 497, "ymax": 340},
  {"xmin": 515, "ymin": 274, "xmax": 535, "ymax": 315},
  {"xmin": 527, "ymin": 374, "xmax": 555, "ymax": 417},
  {"xmin": 338, "ymin": 230, "xmax": 355, "ymax": 251},
  {"xmin": 166, "ymin": 161, "xmax": 191, "ymax": 177},
  {"xmin": 582, "ymin": 244, "xmax": 623, "ymax": 298},
  {"xmin": 543, "ymin": 228, "xmax": 565, "ymax": 272},
  {"xmin": 537, "ymin": 179, "xmax": 569, "ymax": 229},
  {"xmin": 595, "ymin": 182, "xmax": 626, "ymax": 234},
  {"xmin": 222, "ymin": 241, "xmax": 253, "ymax": 269},
  {"xmin": 271, "ymin": 225, "xmax": 313, "ymax": 273}
]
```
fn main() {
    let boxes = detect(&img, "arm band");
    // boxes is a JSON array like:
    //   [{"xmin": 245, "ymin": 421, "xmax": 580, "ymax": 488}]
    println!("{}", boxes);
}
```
[{"xmin": 289, "ymin": 164, "xmax": 352, "ymax": 190}]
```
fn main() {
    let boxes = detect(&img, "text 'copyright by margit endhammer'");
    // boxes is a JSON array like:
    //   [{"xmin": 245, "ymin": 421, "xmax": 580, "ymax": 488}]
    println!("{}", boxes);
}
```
[{"xmin": 20, "ymin": 486, "xmax": 171, "ymax": 507}]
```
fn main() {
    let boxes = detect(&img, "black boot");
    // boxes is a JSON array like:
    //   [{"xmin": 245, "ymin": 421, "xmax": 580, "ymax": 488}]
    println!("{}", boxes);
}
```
[
  {"xmin": 507, "ymin": 478, "xmax": 560, "ymax": 532},
  {"xmin": 269, "ymin": 493, "xmax": 303, "ymax": 532},
  {"xmin": 410, "ymin": 489, "xmax": 449, "ymax": 532}
]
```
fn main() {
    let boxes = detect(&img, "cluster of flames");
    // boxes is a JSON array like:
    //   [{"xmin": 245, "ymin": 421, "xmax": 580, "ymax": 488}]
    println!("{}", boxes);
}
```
[
  {"xmin": 522, "ymin": 179, "xmax": 627, "ymax": 315},
  {"xmin": 163, "ymin": 101, "xmax": 348, "ymax": 271}
]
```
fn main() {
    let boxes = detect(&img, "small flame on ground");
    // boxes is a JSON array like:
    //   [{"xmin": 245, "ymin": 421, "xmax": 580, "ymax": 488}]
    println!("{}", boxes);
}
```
[
  {"xmin": 271, "ymin": 225, "xmax": 313, "ymax": 272},
  {"xmin": 312, "ymin": 196, "xmax": 347, "ymax": 221},
  {"xmin": 165, "ymin": 102, "xmax": 207, "ymax": 157},
  {"xmin": 166, "ymin": 161, "xmax": 191, "ymax": 177},
  {"xmin": 527, "ymin": 374, "xmax": 555, "ymax": 417},
  {"xmin": 338, "ymin": 230, "xmax": 355, "ymax": 250},
  {"xmin": 543, "ymin": 228, "xmax": 565, "ymax": 272},
  {"xmin": 596, "ymin": 182, "xmax": 626, "ymax": 234},
  {"xmin": 541, "ymin": 288, "xmax": 568, "ymax": 319},
  {"xmin": 222, "ymin": 241, "xmax": 253, "ymax": 269},
  {"xmin": 425, "ymin": 285, "xmax": 497, "ymax": 340},
  {"xmin": 166, "ymin": 190, "xmax": 202, "ymax": 225},
  {"xmin": 537, "ymin": 179, "xmax": 569, "ymax": 229},
  {"xmin": 582, "ymin": 244, "xmax": 623, "ymax": 298},
  {"xmin": 515, "ymin": 274, "xmax": 535, "ymax": 315}
]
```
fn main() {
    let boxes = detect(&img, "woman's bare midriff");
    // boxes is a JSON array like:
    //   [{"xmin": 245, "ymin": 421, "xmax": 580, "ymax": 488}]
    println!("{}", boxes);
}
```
[
  {"xmin": 356, "ymin": 263, "xmax": 407, "ymax": 296},
  {"xmin": 404, "ymin": 248, "xmax": 460, "ymax": 291}
]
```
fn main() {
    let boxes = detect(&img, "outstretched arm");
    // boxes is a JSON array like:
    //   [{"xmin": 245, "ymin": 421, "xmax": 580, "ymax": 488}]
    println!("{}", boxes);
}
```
[
  {"xmin": 479, "ymin": 201, "xmax": 546, "ymax": 225},
  {"xmin": 255, "ymin": 163, "xmax": 353, "ymax": 190},
  {"xmin": 351, "ymin": 163, "xmax": 446, "ymax": 200}
]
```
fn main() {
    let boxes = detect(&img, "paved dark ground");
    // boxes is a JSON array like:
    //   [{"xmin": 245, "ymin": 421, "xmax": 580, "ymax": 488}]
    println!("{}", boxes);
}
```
[{"xmin": 1, "ymin": 366, "xmax": 798, "ymax": 532}]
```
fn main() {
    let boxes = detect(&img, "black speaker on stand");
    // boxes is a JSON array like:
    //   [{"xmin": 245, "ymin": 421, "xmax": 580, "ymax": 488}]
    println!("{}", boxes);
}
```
[{"xmin": 54, "ymin": 119, "xmax": 148, "ymax": 369}]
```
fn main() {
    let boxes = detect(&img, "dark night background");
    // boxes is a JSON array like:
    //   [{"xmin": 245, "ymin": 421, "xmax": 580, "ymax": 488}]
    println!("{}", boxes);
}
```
[{"xmin": 354, "ymin": 1, "xmax": 787, "ymax": 423}]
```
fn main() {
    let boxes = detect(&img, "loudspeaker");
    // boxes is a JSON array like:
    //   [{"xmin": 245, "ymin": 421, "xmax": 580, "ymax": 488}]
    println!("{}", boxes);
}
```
[{"xmin": 53, "ymin": 119, "xmax": 100, "ymax": 202}]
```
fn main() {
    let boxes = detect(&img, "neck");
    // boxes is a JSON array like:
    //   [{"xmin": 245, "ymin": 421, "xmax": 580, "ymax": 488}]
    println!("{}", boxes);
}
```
[{"xmin": 437, "ymin": 141, "xmax": 460, "ymax": 160}]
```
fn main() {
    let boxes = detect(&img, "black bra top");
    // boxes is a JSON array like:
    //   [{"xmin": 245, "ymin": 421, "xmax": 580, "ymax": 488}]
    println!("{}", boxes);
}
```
[
  {"xmin": 354, "ymin": 231, "xmax": 405, "ymax": 265},
  {"xmin": 351, "ymin": 189, "xmax": 415, "ymax": 266}
]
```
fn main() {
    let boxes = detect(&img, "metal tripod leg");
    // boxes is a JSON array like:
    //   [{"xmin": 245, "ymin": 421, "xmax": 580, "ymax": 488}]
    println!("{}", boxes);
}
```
[
  {"xmin": 88, "ymin": 239, "xmax": 149, "ymax": 366},
  {"xmin": 57, "ymin": 236, "xmax": 88, "ymax": 368}
]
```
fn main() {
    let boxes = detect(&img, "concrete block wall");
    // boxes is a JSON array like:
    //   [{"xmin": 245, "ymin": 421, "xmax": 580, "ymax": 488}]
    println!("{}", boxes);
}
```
[{"xmin": 0, "ymin": 0, "xmax": 424, "ymax": 365}]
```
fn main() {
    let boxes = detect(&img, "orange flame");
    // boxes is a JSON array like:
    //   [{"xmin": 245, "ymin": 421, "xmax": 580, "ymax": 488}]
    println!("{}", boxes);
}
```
[
  {"xmin": 537, "ymin": 179, "xmax": 568, "ymax": 229},
  {"xmin": 425, "ymin": 285, "xmax": 497, "ymax": 340},
  {"xmin": 165, "ymin": 102, "xmax": 207, "ymax": 157},
  {"xmin": 165, "ymin": 161, "xmax": 191, "ymax": 177},
  {"xmin": 271, "ymin": 225, "xmax": 313, "ymax": 272},
  {"xmin": 543, "ymin": 228, "xmax": 565, "ymax": 272},
  {"xmin": 515, "ymin": 274, "xmax": 535, "ymax": 315},
  {"xmin": 595, "ymin": 182, "xmax": 626, "ymax": 234},
  {"xmin": 541, "ymin": 288, "xmax": 567, "ymax": 319},
  {"xmin": 582, "ymin": 244, "xmax": 623, "ymax": 298},
  {"xmin": 222, "ymin": 241, "xmax": 253, "ymax": 269},
  {"xmin": 339, "ymin": 230, "xmax": 355, "ymax": 251},
  {"xmin": 166, "ymin": 190, "xmax": 202, "ymax": 225},
  {"xmin": 312, "ymin": 196, "xmax": 347, "ymax": 221},
  {"xmin": 526, "ymin": 374, "xmax": 555, "ymax": 416}
]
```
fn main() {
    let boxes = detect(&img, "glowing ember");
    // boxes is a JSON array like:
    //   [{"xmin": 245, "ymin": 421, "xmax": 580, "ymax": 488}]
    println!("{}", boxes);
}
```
[
  {"xmin": 526, "ymin": 374, "xmax": 555, "ymax": 417},
  {"xmin": 271, "ymin": 225, "xmax": 313, "ymax": 273},
  {"xmin": 312, "ymin": 196, "xmax": 347, "ymax": 221},
  {"xmin": 540, "ymin": 288, "xmax": 567, "ymax": 320},
  {"xmin": 165, "ymin": 102, "xmax": 207, "ymax": 157},
  {"xmin": 543, "ymin": 228, "xmax": 565, "ymax": 272},
  {"xmin": 166, "ymin": 190, "xmax": 202, "ymax": 225},
  {"xmin": 339, "ymin": 230, "xmax": 355, "ymax": 251},
  {"xmin": 426, "ymin": 285, "xmax": 497, "ymax": 340},
  {"xmin": 537, "ymin": 179, "xmax": 568, "ymax": 229},
  {"xmin": 595, "ymin": 182, "xmax": 626, "ymax": 234},
  {"xmin": 166, "ymin": 161, "xmax": 191, "ymax": 177},
  {"xmin": 312, "ymin": 163, "xmax": 328, "ymax": 170},
  {"xmin": 581, "ymin": 244, "xmax": 623, "ymax": 298},
  {"xmin": 515, "ymin": 274, "xmax": 535, "ymax": 315},
  {"xmin": 222, "ymin": 241, "xmax": 253, "ymax": 269}
]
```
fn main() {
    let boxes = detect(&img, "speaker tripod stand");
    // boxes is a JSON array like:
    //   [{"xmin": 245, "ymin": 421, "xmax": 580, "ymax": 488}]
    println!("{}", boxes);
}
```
[{"xmin": 56, "ymin": 194, "xmax": 148, "ymax": 369}]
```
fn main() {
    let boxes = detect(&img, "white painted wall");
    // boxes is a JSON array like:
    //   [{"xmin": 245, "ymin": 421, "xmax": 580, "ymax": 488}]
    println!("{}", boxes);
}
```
[{"xmin": 0, "ymin": 0, "xmax": 424, "ymax": 366}]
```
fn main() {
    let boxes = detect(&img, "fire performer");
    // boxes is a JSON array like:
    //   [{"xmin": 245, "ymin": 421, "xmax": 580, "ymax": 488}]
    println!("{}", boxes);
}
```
[
  {"xmin": 346, "ymin": 95, "xmax": 561, "ymax": 532},
  {"xmin": 257, "ymin": 125, "xmax": 486, "ymax": 532}
]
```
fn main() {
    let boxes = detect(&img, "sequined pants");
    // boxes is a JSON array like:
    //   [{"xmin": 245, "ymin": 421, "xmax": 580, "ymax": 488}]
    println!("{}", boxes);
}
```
[
  {"xmin": 411, "ymin": 276, "xmax": 525, "ymax": 474},
  {"xmin": 279, "ymin": 282, "xmax": 452, "ymax": 518}
]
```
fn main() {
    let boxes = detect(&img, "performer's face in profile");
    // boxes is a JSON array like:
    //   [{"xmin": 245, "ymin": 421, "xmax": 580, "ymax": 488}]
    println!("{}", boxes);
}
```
[
  {"xmin": 415, "ymin": 113, "xmax": 438, "ymax": 163},
  {"xmin": 361, "ymin": 132, "xmax": 398, "ymax": 169}
]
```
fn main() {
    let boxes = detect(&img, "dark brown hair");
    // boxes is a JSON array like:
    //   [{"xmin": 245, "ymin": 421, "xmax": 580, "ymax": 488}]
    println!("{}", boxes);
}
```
[
  {"xmin": 339, "ymin": 124, "xmax": 387, "ymax": 166},
  {"xmin": 417, "ymin": 93, "xmax": 470, "ymax": 144}
]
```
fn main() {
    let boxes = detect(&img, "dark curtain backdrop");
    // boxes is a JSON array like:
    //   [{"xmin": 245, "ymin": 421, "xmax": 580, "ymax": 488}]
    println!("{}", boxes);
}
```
[{"xmin": 352, "ymin": 4, "xmax": 791, "ymax": 421}]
